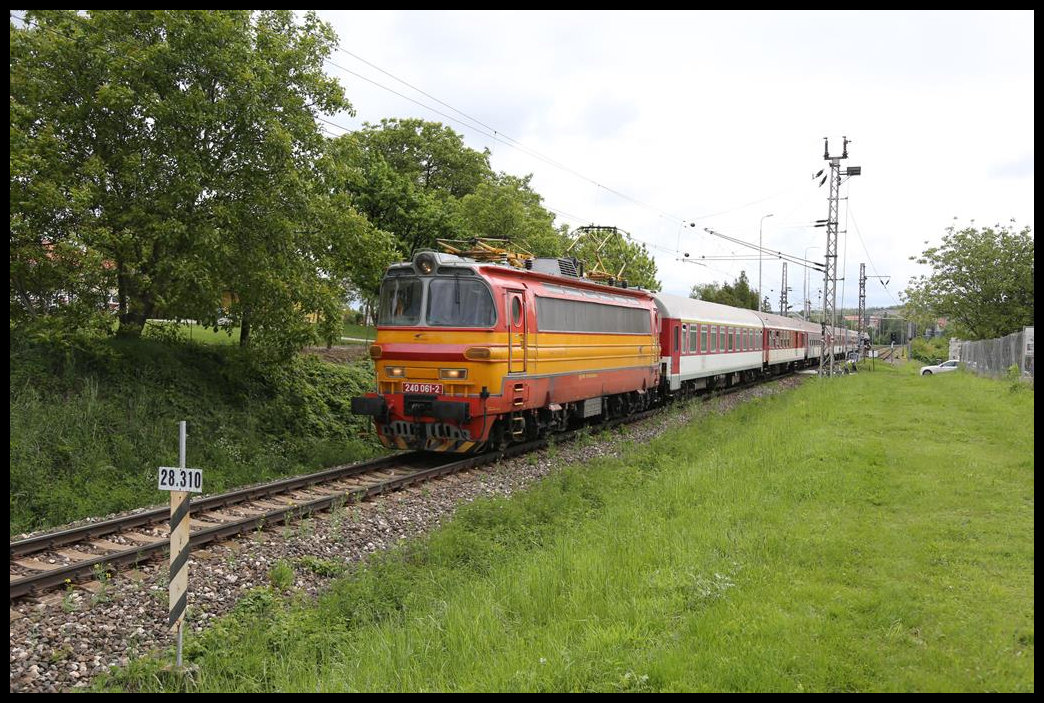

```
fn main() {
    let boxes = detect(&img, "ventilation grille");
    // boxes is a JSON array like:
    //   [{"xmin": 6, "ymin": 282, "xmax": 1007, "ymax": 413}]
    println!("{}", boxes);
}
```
[{"xmin": 526, "ymin": 257, "xmax": 581, "ymax": 278}]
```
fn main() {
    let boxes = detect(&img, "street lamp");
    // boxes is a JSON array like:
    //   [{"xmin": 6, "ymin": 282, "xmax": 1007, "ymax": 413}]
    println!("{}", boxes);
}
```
[{"xmin": 758, "ymin": 214, "xmax": 774, "ymax": 308}]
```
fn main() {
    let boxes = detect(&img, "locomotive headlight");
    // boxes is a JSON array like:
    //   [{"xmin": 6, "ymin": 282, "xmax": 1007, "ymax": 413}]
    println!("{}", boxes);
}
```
[
  {"xmin": 414, "ymin": 251, "xmax": 437, "ymax": 274},
  {"xmin": 368, "ymin": 344, "xmax": 382, "ymax": 360},
  {"xmin": 439, "ymin": 368, "xmax": 468, "ymax": 380},
  {"xmin": 385, "ymin": 366, "xmax": 405, "ymax": 378}
]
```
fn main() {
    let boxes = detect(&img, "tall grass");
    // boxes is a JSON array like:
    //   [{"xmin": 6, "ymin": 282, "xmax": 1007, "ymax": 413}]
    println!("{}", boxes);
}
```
[
  {"xmin": 98, "ymin": 364, "xmax": 1033, "ymax": 692},
  {"xmin": 9, "ymin": 332, "xmax": 384, "ymax": 535}
]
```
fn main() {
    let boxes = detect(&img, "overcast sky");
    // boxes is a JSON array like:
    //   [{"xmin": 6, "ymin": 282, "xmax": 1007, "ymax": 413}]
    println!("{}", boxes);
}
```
[{"xmin": 314, "ymin": 10, "xmax": 1034, "ymax": 311}]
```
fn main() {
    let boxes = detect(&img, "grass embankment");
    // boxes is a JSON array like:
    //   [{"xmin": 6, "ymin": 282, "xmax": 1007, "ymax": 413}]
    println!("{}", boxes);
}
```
[
  {"xmin": 9, "ymin": 331, "xmax": 384, "ymax": 536},
  {"xmin": 100, "ymin": 364, "xmax": 1034, "ymax": 692}
]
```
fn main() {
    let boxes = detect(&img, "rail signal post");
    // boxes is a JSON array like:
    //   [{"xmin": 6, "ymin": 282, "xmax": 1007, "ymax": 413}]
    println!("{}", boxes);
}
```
[
  {"xmin": 159, "ymin": 421, "xmax": 203, "ymax": 669},
  {"xmin": 818, "ymin": 137, "xmax": 860, "ymax": 376}
]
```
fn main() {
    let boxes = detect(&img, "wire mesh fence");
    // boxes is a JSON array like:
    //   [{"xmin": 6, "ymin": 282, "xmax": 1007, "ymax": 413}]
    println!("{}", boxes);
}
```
[{"xmin": 958, "ymin": 326, "xmax": 1034, "ymax": 383}]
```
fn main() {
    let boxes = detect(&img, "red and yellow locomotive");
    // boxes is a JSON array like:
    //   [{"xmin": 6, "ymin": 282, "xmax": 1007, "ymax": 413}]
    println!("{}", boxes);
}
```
[{"xmin": 351, "ymin": 249, "xmax": 661, "ymax": 452}]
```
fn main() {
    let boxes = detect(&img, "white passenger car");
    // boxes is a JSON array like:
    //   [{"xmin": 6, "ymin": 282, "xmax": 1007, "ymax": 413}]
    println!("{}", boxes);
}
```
[{"xmin": 920, "ymin": 359, "xmax": 960, "ymax": 376}]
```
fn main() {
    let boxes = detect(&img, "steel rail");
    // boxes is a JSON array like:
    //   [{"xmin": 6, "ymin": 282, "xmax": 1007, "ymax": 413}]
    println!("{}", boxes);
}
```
[
  {"xmin": 10, "ymin": 448, "xmax": 519, "ymax": 600},
  {"xmin": 10, "ymin": 452, "xmax": 433, "ymax": 558}
]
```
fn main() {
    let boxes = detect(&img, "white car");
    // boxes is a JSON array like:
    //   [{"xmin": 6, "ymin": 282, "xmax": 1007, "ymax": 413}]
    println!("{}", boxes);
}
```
[{"xmin": 920, "ymin": 359, "xmax": 960, "ymax": 376}]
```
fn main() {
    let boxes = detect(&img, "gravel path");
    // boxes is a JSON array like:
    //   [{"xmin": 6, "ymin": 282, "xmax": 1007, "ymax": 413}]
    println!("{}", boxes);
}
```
[{"xmin": 9, "ymin": 377, "xmax": 802, "ymax": 693}]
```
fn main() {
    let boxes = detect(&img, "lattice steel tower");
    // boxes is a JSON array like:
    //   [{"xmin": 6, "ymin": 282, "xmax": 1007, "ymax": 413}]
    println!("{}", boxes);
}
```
[{"xmin": 818, "ymin": 137, "xmax": 860, "ymax": 376}]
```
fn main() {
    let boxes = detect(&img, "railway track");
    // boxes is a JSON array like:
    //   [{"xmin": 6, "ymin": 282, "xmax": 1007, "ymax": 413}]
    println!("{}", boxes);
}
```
[
  {"xmin": 10, "ymin": 370, "xmax": 801, "ymax": 603},
  {"xmin": 10, "ymin": 447, "xmax": 533, "ymax": 601}
]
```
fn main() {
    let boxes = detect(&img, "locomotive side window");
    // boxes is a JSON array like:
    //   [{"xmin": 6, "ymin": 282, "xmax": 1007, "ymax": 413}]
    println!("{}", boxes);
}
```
[
  {"xmin": 378, "ymin": 277, "xmax": 423, "ymax": 326},
  {"xmin": 535, "ymin": 297, "xmax": 650, "ymax": 334},
  {"xmin": 428, "ymin": 278, "xmax": 497, "ymax": 327}
]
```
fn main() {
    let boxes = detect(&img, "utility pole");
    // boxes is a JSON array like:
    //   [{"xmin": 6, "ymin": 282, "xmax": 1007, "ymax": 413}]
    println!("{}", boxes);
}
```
[
  {"xmin": 858, "ymin": 263, "xmax": 866, "ymax": 360},
  {"xmin": 758, "ymin": 213, "xmax": 774, "ymax": 309},
  {"xmin": 817, "ymin": 137, "xmax": 860, "ymax": 376},
  {"xmin": 779, "ymin": 262, "xmax": 789, "ymax": 317},
  {"xmin": 862, "ymin": 270, "xmax": 890, "ymax": 361}
]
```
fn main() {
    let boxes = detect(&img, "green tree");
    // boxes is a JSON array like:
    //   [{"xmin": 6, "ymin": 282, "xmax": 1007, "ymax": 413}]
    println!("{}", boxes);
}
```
[
  {"xmin": 315, "ymin": 138, "xmax": 399, "ymax": 326},
  {"xmin": 902, "ymin": 221, "xmax": 1033, "ymax": 340},
  {"xmin": 690, "ymin": 271, "xmax": 760, "ymax": 310},
  {"xmin": 345, "ymin": 118, "xmax": 493, "ymax": 256},
  {"xmin": 456, "ymin": 173, "xmax": 566, "ymax": 256},
  {"xmin": 10, "ymin": 10, "xmax": 351, "ymax": 355}
]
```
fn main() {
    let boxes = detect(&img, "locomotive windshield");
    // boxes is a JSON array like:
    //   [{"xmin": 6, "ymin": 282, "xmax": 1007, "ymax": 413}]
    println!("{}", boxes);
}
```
[
  {"xmin": 376, "ymin": 274, "xmax": 496, "ymax": 327},
  {"xmin": 428, "ymin": 277, "xmax": 496, "ymax": 327},
  {"xmin": 377, "ymin": 277, "xmax": 422, "ymax": 326}
]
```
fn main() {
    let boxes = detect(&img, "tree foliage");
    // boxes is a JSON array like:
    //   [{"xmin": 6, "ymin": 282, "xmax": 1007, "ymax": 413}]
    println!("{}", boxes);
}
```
[
  {"xmin": 10, "ymin": 10, "xmax": 356, "ymax": 357},
  {"xmin": 690, "ymin": 271, "xmax": 760, "ymax": 310},
  {"xmin": 340, "ymin": 118, "xmax": 494, "ymax": 257},
  {"xmin": 902, "ymin": 222, "xmax": 1033, "ymax": 340},
  {"xmin": 457, "ymin": 173, "xmax": 566, "ymax": 257},
  {"xmin": 12, "ymin": 13, "xmax": 666, "ymax": 355}
]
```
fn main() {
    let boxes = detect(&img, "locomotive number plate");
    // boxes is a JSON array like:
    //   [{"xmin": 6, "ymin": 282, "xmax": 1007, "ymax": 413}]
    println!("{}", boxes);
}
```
[{"xmin": 402, "ymin": 382, "xmax": 443, "ymax": 394}]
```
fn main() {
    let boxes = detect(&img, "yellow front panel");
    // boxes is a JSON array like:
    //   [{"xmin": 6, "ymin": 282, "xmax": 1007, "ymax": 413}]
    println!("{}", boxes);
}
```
[{"xmin": 375, "ymin": 329, "xmax": 509, "ymax": 395}]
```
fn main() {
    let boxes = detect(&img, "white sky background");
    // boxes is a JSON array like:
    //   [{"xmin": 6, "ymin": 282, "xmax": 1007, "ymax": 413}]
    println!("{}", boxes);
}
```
[{"xmin": 315, "ymin": 10, "xmax": 1034, "ymax": 311}]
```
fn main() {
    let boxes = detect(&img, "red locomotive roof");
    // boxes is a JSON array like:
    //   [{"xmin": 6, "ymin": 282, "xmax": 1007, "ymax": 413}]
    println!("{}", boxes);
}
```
[{"xmin": 477, "ymin": 265, "xmax": 656, "ymax": 306}]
